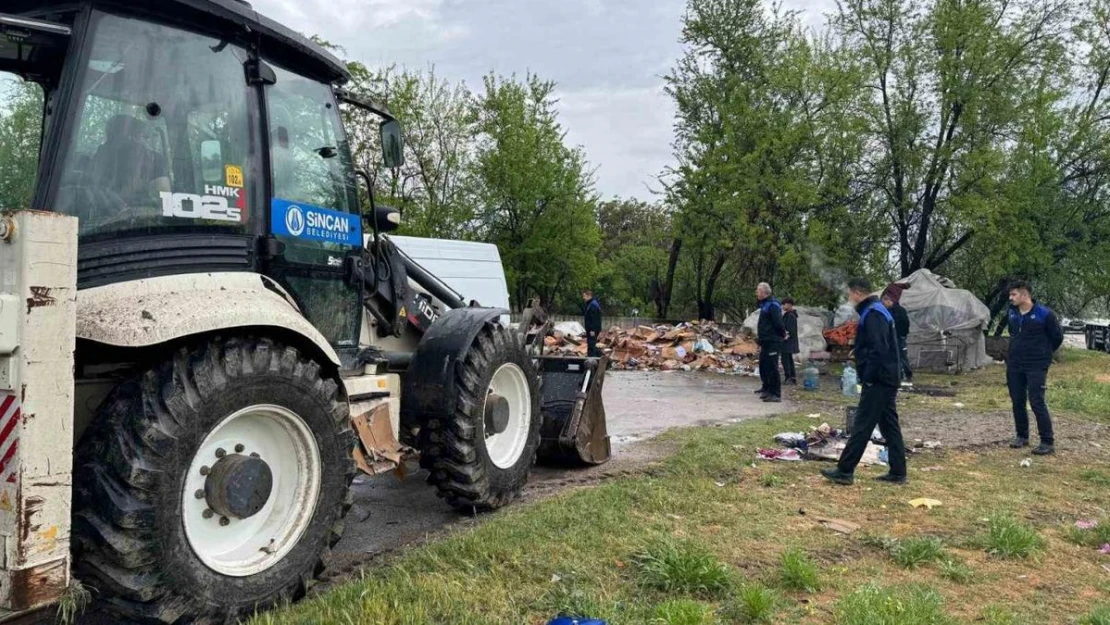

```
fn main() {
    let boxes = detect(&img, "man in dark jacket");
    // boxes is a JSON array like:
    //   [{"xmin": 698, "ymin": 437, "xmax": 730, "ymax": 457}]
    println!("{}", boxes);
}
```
[
  {"xmin": 822, "ymin": 278, "xmax": 908, "ymax": 486},
  {"xmin": 582, "ymin": 289, "xmax": 603, "ymax": 358},
  {"xmin": 755, "ymin": 282, "xmax": 786, "ymax": 402},
  {"xmin": 1005, "ymin": 281, "xmax": 1064, "ymax": 455},
  {"xmin": 781, "ymin": 298, "xmax": 800, "ymax": 385},
  {"xmin": 882, "ymin": 289, "xmax": 913, "ymax": 384}
]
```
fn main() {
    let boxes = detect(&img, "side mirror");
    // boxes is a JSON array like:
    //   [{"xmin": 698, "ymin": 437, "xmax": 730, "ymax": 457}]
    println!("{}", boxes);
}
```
[
  {"xmin": 375, "ymin": 204, "xmax": 401, "ymax": 233},
  {"xmin": 380, "ymin": 119, "xmax": 405, "ymax": 169},
  {"xmin": 200, "ymin": 140, "xmax": 223, "ymax": 183}
]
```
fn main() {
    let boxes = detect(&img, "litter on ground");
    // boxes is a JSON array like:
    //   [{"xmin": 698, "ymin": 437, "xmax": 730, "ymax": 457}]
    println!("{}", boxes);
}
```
[
  {"xmin": 757, "ymin": 448, "xmax": 803, "ymax": 462},
  {"xmin": 816, "ymin": 517, "xmax": 861, "ymax": 535},
  {"xmin": 909, "ymin": 498, "xmax": 943, "ymax": 509}
]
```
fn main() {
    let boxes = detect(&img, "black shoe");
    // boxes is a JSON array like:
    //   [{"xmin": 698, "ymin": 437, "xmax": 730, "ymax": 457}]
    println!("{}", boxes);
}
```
[
  {"xmin": 1032, "ymin": 443, "xmax": 1055, "ymax": 456},
  {"xmin": 821, "ymin": 468, "xmax": 854, "ymax": 485},
  {"xmin": 874, "ymin": 473, "xmax": 907, "ymax": 484},
  {"xmin": 763, "ymin": 395, "xmax": 782, "ymax": 403},
  {"xmin": 1009, "ymin": 437, "xmax": 1028, "ymax": 449},
  {"xmin": 786, "ymin": 378, "xmax": 797, "ymax": 385},
  {"xmin": 753, "ymin": 388, "xmax": 767, "ymax": 394}
]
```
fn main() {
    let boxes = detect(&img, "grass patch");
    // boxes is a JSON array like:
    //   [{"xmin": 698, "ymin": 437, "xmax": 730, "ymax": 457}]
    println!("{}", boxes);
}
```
[
  {"xmin": 979, "ymin": 604, "xmax": 1023, "ymax": 625},
  {"xmin": 891, "ymin": 536, "xmax": 946, "ymax": 569},
  {"xmin": 985, "ymin": 515, "xmax": 1044, "ymax": 559},
  {"xmin": 1064, "ymin": 520, "xmax": 1110, "ymax": 549},
  {"xmin": 651, "ymin": 599, "xmax": 716, "ymax": 625},
  {"xmin": 1081, "ymin": 470, "xmax": 1110, "ymax": 487},
  {"xmin": 55, "ymin": 581, "xmax": 92, "ymax": 625},
  {"xmin": 633, "ymin": 537, "xmax": 733, "ymax": 598},
  {"xmin": 835, "ymin": 584, "xmax": 955, "ymax": 625},
  {"xmin": 1082, "ymin": 605, "xmax": 1110, "ymax": 625},
  {"xmin": 778, "ymin": 548, "xmax": 820, "ymax": 592},
  {"xmin": 248, "ymin": 351, "xmax": 1110, "ymax": 624},
  {"xmin": 937, "ymin": 558, "xmax": 974, "ymax": 584},
  {"xmin": 722, "ymin": 584, "xmax": 778, "ymax": 623},
  {"xmin": 759, "ymin": 473, "xmax": 783, "ymax": 488}
]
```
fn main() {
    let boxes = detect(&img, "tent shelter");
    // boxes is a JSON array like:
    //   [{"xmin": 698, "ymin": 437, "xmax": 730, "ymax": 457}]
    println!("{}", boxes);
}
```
[{"xmin": 895, "ymin": 269, "xmax": 992, "ymax": 372}]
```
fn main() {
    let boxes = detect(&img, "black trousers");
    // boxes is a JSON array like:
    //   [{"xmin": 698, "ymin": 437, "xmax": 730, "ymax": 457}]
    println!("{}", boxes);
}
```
[
  {"xmin": 587, "ymin": 332, "xmax": 601, "ymax": 358},
  {"xmin": 838, "ymin": 382, "xmax": 907, "ymax": 476},
  {"xmin": 758, "ymin": 341, "xmax": 782, "ymax": 398},
  {"xmin": 1007, "ymin": 366, "xmax": 1054, "ymax": 444},
  {"xmin": 781, "ymin": 351, "xmax": 797, "ymax": 382},
  {"xmin": 898, "ymin": 336, "xmax": 913, "ymax": 381}
]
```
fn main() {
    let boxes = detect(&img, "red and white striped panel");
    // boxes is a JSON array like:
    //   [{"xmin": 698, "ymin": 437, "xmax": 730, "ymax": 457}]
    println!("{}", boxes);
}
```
[{"xmin": 0, "ymin": 395, "xmax": 19, "ymax": 484}]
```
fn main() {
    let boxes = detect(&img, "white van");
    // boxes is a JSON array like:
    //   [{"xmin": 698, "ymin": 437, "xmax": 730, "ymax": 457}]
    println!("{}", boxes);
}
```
[{"xmin": 387, "ymin": 235, "xmax": 512, "ymax": 325}]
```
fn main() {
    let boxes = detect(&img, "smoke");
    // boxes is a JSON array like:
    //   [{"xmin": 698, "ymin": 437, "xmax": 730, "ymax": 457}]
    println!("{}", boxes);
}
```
[{"xmin": 804, "ymin": 242, "xmax": 849, "ymax": 293}]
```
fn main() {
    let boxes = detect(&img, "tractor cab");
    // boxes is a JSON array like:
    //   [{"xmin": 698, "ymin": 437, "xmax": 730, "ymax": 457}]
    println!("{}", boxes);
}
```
[{"xmin": 3, "ymin": 0, "xmax": 401, "ymax": 361}]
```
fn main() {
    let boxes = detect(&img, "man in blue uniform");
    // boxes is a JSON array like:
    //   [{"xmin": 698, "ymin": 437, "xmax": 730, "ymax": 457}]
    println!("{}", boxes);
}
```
[
  {"xmin": 754, "ymin": 283, "xmax": 786, "ymax": 402},
  {"xmin": 582, "ymin": 289, "xmax": 603, "ymax": 358},
  {"xmin": 1005, "ymin": 281, "xmax": 1064, "ymax": 455},
  {"xmin": 822, "ymin": 278, "xmax": 908, "ymax": 485}
]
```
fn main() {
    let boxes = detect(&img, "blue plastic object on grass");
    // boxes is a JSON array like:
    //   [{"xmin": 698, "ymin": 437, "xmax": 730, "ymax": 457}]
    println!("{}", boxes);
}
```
[
  {"xmin": 803, "ymin": 362, "xmax": 819, "ymax": 390},
  {"xmin": 547, "ymin": 618, "xmax": 607, "ymax": 625}
]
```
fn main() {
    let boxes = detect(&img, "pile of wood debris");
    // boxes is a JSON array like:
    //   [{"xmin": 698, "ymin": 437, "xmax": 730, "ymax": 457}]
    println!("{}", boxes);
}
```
[{"xmin": 544, "ymin": 321, "xmax": 760, "ymax": 373}]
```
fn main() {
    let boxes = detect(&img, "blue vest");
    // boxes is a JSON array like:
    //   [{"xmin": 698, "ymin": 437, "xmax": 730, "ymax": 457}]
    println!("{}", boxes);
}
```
[{"xmin": 859, "ymin": 301, "xmax": 894, "ymax": 327}]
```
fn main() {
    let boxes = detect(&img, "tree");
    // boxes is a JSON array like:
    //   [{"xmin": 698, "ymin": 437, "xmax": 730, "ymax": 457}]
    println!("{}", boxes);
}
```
[
  {"xmin": 595, "ymin": 199, "xmax": 673, "ymax": 316},
  {"xmin": 0, "ymin": 80, "xmax": 43, "ymax": 210},
  {"xmin": 832, "ymin": 0, "xmax": 1073, "ymax": 276},
  {"xmin": 471, "ymin": 74, "xmax": 601, "ymax": 312},
  {"xmin": 313, "ymin": 38, "xmax": 478, "ymax": 239}
]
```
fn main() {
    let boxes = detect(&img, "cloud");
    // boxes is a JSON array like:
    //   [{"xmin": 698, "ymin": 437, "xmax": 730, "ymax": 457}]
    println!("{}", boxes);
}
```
[{"xmin": 245, "ymin": 0, "xmax": 838, "ymax": 200}]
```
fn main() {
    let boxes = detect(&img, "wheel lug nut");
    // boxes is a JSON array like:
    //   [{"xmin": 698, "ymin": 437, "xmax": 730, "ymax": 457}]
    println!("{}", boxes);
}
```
[
  {"xmin": 194, "ymin": 489, "xmax": 205, "ymax": 499},
  {"xmin": 215, "ymin": 448, "xmax": 226, "ymax": 458},
  {"xmin": 220, "ymin": 517, "xmax": 230, "ymax": 527},
  {"xmin": 202, "ymin": 509, "xmax": 214, "ymax": 519},
  {"xmin": 235, "ymin": 444, "xmax": 245, "ymax": 453},
  {"xmin": 200, "ymin": 466, "xmax": 210, "ymax": 476}
]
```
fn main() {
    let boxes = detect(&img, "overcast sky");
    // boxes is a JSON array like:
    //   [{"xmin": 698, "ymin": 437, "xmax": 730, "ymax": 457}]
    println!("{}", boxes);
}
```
[
  {"xmin": 251, "ymin": 0, "xmax": 836, "ymax": 201},
  {"xmin": 1, "ymin": 0, "xmax": 835, "ymax": 199}
]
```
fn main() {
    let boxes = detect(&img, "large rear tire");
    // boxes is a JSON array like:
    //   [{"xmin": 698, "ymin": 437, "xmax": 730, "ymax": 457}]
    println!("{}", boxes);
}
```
[
  {"xmin": 420, "ymin": 323, "xmax": 542, "ymax": 511},
  {"xmin": 72, "ymin": 337, "xmax": 355, "ymax": 624}
]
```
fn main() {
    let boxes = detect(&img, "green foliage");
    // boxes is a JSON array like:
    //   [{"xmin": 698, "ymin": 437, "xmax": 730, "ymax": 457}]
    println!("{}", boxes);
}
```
[
  {"xmin": 937, "ymin": 558, "xmax": 974, "ymax": 584},
  {"xmin": 632, "ymin": 537, "xmax": 734, "ymax": 598},
  {"xmin": 724, "ymin": 584, "xmax": 778, "ymax": 623},
  {"xmin": 1082, "ymin": 605, "xmax": 1110, "ymax": 625},
  {"xmin": 651, "ymin": 599, "xmax": 717, "ymax": 625},
  {"xmin": 0, "ymin": 80, "xmax": 43, "ymax": 210},
  {"xmin": 891, "ymin": 536, "xmax": 946, "ymax": 569},
  {"xmin": 985, "ymin": 515, "xmax": 1044, "ymax": 558},
  {"xmin": 834, "ymin": 584, "xmax": 956, "ymax": 625},
  {"xmin": 777, "ymin": 548, "xmax": 821, "ymax": 592},
  {"xmin": 471, "ymin": 73, "xmax": 601, "ymax": 311}
]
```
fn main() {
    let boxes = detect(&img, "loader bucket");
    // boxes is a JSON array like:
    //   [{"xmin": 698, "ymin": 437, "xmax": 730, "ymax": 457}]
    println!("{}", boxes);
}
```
[{"xmin": 536, "ymin": 355, "xmax": 611, "ymax": 466}]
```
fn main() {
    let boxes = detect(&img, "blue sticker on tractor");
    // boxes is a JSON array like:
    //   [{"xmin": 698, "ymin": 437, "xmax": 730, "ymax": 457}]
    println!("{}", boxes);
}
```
[{"xmin": 271, "ymin": 198, "xmax": 362, "ymax": 246}]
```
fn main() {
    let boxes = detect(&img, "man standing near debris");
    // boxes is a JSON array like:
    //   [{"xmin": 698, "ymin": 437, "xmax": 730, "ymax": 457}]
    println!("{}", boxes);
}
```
[
  {"xmin": 882, "ymin": 288, "xmax": 913, "ymax": 385},
  {"xmin": 822, "ymin": 278, "xmax": 908, "ymax": 485},
  {"xmin": 1005, "ymin": 280, "xmax": 1063, "ymax": 456},
  {"xmin": 755, "ymin": 283, "xmax": 786, "ymax": 402},
  {"xmin": 781, "ymin": 298, "xmax": 799, "ymax": 385},
  {"xmin": 583, "ymin": 289, "xmax": 603, "ymax": 358}
]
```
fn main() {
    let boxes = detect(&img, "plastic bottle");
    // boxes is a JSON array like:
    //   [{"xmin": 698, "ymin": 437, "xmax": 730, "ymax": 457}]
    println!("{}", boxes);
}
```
[
  {"xmin": 803, "ymin": 362, "xmax": 820, "ymax": 391},
  {"xmin": 842, "ymin": 364, "xmax": 858, "ymax": 397}
]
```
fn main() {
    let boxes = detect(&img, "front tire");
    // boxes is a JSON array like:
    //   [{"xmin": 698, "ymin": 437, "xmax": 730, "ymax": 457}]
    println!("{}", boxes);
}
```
[
  {"xmin": 72, "ymin": 337, "xmax": 356, "ymax": 624},
  {"xmin": 420, "ymin": 323, "xmax": 542, "ymax": 511}
]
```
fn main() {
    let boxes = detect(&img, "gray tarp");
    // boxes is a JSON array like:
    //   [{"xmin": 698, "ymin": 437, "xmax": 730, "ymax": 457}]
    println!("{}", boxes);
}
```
[
  {"xmin": 898, "ymin": 269, "xmax": 992, "ymax": 371},
  {"xmin": 743, "ymin": 306, "xmax": 829, "ymax": 361}
]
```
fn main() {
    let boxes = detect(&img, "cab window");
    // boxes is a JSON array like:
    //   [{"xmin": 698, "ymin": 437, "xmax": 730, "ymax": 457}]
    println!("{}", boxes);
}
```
[{"xmin": 52, "ymin": 12, "xmax": 255, "ymax": 239}]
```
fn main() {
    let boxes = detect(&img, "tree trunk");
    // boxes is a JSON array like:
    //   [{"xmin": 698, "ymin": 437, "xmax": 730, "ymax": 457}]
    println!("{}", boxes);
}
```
[
  {"xmin": 656, "ymin": 237, "xmax": 682, "ymax": 319},
  {"xmin": 696, "ymin": 254, "xmax": 727, "ymax": 322}
]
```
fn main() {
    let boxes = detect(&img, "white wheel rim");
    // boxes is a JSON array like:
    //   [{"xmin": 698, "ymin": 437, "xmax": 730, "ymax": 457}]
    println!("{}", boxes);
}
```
[
  {"xmin": 182, "ymin": 405, "xmax": 321, "ymax": 577},
  {"xmin": 484, "ymin": 363, "xmax": 532, "ymax": 470}
]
